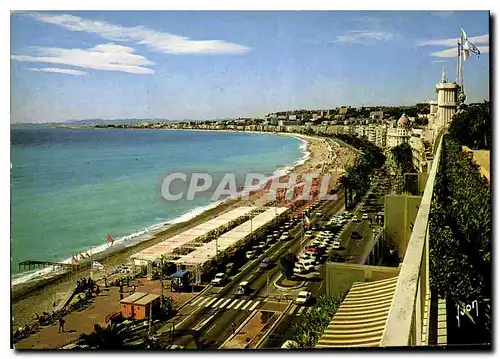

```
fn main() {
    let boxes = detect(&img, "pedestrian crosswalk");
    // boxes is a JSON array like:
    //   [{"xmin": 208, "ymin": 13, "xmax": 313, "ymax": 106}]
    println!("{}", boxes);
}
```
[
  {"xmin": 286, "ymin": 304, "xmax": 313, "ymax": 316},
  {"xmin": 188, "ymin": 295, "xmax": 263, "ymax": 312},
  {"xmin": 188, "ymin": 294, "xmax": 314, "ymax": 316}
]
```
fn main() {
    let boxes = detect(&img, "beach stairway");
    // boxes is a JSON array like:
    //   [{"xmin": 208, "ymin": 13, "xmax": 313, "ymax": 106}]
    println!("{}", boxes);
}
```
[
  {"xmin": 315, "ymin": 276, "xmax": 398, "ymax": 348},
  {"xmin": 54, "ymin": 289, "xmax": 78, "ymax": 312}
]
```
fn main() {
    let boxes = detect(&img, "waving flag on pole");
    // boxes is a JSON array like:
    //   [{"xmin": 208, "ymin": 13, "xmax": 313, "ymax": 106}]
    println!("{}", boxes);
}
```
[
  {"xmin": 72, "ymin": 256, "xmax": 79, "ymax": 265},
  {"xmin": 461, "ymin": 27, "xmax": 481, "ymax": 61},
  {"xmin": 107, "ymin": 234, "xmax": 114, "ymax": 246}
]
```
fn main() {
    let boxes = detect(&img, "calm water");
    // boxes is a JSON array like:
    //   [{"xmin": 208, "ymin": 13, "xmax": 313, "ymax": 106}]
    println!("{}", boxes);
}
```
[{"xmin": 11, "ymin": 127, "xmax": 304, "ymax": 274}]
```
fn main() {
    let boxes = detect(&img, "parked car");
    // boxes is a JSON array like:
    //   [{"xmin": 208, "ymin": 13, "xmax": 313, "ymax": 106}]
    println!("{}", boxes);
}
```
[
  {"xmin": 352, "ymin": 216, "xmax": 361, "ymax": 223},
  {"xmin": 295, "ymin": 291, "xmax": 312, "ymax": 305},
  {"xmin": 332, "ymin": 241, "xmax": 341, "ymax": 250},
  {"xmin": 362, "ymin": 213, "xmax": 370, "ymax": 220},
  {"xmin": 211, "ymin": 273, "xmax": 228, "ymax": 286},
  {"xmin": 246, "ymin": 250, "xmax": 256, "ymax": 259}
]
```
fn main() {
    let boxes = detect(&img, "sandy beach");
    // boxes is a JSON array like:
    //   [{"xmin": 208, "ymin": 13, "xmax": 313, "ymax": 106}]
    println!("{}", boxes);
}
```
[{"xmin": 11, "ymin": 131, "xmax": 355, "ymax": 329}]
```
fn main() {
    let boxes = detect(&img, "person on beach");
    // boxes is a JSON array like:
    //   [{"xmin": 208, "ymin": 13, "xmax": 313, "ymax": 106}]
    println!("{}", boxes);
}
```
[
  {"xmin": 58, "ymin": 317, "xmax": 65, "ymax": 333},
  {"xmin": 231, "ymin": 322, "xmax": 236, "ymax": 335}
]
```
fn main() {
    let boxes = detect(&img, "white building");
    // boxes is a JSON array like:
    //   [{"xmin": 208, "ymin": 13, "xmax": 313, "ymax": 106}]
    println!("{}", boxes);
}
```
[
  {"xmin": 375, "ymin": 124, "xmax": 388, "ymax": 148},
  {"xmin": 387, "ymin": 114, "xmax": 411, "ymax": 148}
]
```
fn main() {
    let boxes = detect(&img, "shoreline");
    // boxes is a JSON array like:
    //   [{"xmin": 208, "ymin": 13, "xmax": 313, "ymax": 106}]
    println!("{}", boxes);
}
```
[
  {"xmin": 11, "ymin": 130, "xmax": 353, "ymax": 328},
  {"xmin": 11, "ymin": 129, "xmax": 309, "ymax": 289}
]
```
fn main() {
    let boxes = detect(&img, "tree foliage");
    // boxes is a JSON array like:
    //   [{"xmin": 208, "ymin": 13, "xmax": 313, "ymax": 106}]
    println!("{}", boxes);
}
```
[
  {"xmin": 448, "ymin": 101, "xmax": 490, "ymax": 150},
  {"xmin": 429, "ymin": 135, "xmax": 491, "ymax": 333},
  {"xmin": 333, "ymin": 134, "xmax": 386, "ymax": 209},
  {"xmin": 291, "ymin": 294, "xmax": 344, "ymax": 348},
  {"xmin": 279, "ymin": 252, "xmax": 298, "ymax": 279},
  {"xmin": 390, "ymin": 142, "xmax": 417, "ymax": 175}
]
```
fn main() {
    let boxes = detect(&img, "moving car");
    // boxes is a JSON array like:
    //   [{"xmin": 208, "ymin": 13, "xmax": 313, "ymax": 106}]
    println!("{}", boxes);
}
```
[
  {"xmin": 295, "ymin": 291, "xmax": 311, "ymax": 305},
  {"xmin": 211, "ymin": 273, "xmax": 228, "ymax": 286},
  {"xmin": 259, "ymin": 257, "xmax": 271, "ymax": 270},
  {"xmin": 236, "ymin": 281, "xmax": 250, "ymax": 295}
]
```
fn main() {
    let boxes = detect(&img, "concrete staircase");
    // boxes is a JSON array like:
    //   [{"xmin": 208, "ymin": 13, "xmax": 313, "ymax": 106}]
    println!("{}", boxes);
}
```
[{"xmin": 316, "ymin": 276, "xmax": 398, "ymax": 348}]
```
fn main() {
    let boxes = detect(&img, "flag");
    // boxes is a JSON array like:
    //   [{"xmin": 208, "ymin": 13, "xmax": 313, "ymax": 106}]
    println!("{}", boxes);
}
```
[
  {"xmin": 92, "ymin": 261, "xmax": 104, "ymax": 270},
  {"xmin": 72, "ymin": 256, "xmax": 79, "ymax": 265},
  {"xmin": 461, "ymin": 27, "xmax": 481, "ymax": 61},
  {"xmin": 304, "ymin": 214, "xmax": 311, "ymax": 228},
  {"xmin": 107, "ymin": 234, "xmax": 114, "ymax": 245}
]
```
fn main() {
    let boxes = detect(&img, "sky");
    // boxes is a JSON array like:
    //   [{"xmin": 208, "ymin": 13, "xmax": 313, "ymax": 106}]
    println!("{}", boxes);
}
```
[{"xmin": 10, "ymin": 10, "xmax": 490, "ymax": 123}]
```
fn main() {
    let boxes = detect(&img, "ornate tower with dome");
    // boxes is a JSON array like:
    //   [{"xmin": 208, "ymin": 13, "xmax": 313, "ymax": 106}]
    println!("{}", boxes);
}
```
[{"xmin": 386, "ymin": 113, "xmax": 411, "ymax": 148}]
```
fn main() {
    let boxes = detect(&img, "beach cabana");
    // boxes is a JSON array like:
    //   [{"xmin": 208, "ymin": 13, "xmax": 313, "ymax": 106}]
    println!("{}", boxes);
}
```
[
  {"xmin": 173, "ymin": 207, "xmax": 289, "ymax": 278},
  {"xmin": 170, "ymin": 269, "xmax": 191, "ymax": 292},
  {"xmin": 130, "ymin": 207, "xmax": 257, "ymax": 277},
  {"xmin": 120, "ymin": 292, "xmax": 148, "ymax": 318},
  {"xmin": 132, "ymin": 293, "xmax": 161, "ymax": 320}
]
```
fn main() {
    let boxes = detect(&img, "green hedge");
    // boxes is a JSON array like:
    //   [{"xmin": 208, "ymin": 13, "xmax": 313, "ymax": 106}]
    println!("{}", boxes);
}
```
[{"xmin": 429, "ymin": 135, "xmax": 491, "ymax": 331}]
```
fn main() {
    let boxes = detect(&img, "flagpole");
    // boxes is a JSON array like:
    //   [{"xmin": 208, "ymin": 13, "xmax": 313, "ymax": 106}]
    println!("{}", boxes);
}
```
[
  {"xmin": 456, "ymin": 40, "xmax": 460, "ymax": 84},
  {"xmin": 90, "ymin": 247, "xmax": 93, "ymax": 281}
]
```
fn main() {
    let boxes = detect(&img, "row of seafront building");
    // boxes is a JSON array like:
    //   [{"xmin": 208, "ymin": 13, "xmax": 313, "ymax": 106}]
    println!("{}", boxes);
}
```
[{"xmin": 149, "ymin": 71, "xmax": 457, "ymax": 177}]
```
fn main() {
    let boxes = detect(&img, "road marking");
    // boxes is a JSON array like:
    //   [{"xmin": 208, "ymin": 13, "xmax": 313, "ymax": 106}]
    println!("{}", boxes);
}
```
[
  {"xmin": 197, "ymin": 297, "xmax": 211, "ymax": 307},
  {"xmin": 175, "ymin": 308, "xmax": 198, "ymax": 328},
  {"xmin": 218, "ymin": 298, "xmax": 232, "ymax": 309},
  {"xmin": 211, "ymin": 298, "xmax": 225, "ymax": 308},
  {"xmin": 190, "ymin": 296, "xmax": 205, "ymax": 306},
  {"xmin": 296, "ymin": 306, "xmax": 306, "ymax": 316},
  {"xmin": 249, "ymin": 301, "xmax": 260, "ymax": 311},
  {"xmin": 227, "ymin": 299, "xmax": 239, "ymax": 309},
  {"xmin": 194, "ymin": 313, "xmax": 217, "ymax": 331},
  {"xmin": 241, "ymin": 300, "xmax": 253, "ymax": 310},
  {"xmin": 289, "ymin": 304, "xmax": 298, "ymax": 315},
  {"xmin": 207, "ymin": 324, "xmax": 217, "ymax": 333},
  {"xmin": 234, "ymin": 299, "xmax": 246, "ymax": 310},
  {"xmin": 205, "ymin": 297, "xmax": 218, "ymax": 307}
]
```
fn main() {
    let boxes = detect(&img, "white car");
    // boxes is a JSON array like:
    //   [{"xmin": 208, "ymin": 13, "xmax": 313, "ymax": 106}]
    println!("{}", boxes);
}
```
[
  {"xmin": 211, "ymin": 273, "xmax": 227, "ymax": 286},
  {"xmin": 293, "ymin": 262, "xmax": 314, "ymax": 274},
  {"xmin": 332, "ymin": 241, "xmax": 341, "ymax": 249},
  {"xmin": 246, "ymin": 250, "xmax": 256, "ymax": 259},
  {"xmin": 362, "ymin": 213, "xmax": 370, "ymax": 220},
  {"xmin": 295, "ymin": 291, "xmax": 311, "ymax": 305},
  {"xmin": 299, "ymin": 258, "xmax": 317, "ymax": 268}
]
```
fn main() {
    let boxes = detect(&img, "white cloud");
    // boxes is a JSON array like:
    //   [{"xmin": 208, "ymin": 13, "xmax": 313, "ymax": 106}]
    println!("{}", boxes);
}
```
[
  {"xmin": 27, "ymin": 67, "xmax": 87, "ymax": 75},
  {"xmin": 24, "ymin": 12, "xmax": 251, "ymax": 55},
  {"xmin": 335, "ymin": 30, "xmax": 393, "ymax": 44},
  {"xmin": 431, "ymin": 45, "xmax": 489, "ymax": 58},
  {"xmin": 12, "ymin": 43, "xmax": 155, "ymax": 74},
  {"xmin": 417, "ymin": 33, "xmax": 489, "ymax": 47}
]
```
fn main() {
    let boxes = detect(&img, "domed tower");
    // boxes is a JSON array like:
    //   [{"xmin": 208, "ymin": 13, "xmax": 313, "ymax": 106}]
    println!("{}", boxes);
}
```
[{"xmin": 398, "ymin": 113, "xmax": 409, "ymax": 128}]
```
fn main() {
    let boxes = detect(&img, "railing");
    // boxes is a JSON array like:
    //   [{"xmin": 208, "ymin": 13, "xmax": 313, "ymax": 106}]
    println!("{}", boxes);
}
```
[{"xmin": 380, "ymin": 136, "xmax": 443, "ymax": 346}]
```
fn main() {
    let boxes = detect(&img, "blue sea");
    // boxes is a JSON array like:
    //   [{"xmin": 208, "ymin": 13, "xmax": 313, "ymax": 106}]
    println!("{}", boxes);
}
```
[{"xmin": 11, "ymin": 127, "xmax": 305, "ymax": 277}]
